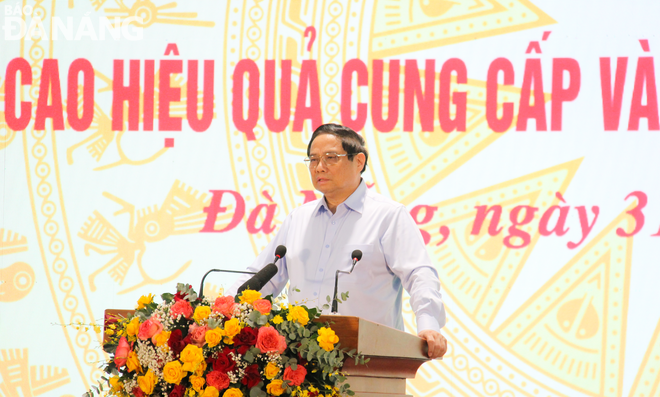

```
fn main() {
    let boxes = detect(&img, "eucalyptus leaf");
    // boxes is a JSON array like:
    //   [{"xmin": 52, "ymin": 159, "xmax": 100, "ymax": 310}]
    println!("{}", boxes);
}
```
[
  {"xmin": 249, "ymin": 310, "xmax": 261, "ymax": 322},
  {"xmin": 250, "ymin": 385, "xmax": 267, "ymax": 397},
  {"xmin": 322, "ymin": 304, "xmax": 330, "ymax": 310},
  {"xmin": 326, "ymin": 295, "xmax": 331, "ymax": 303},
  {"xmin": 290, "ymin": 363, "xmax": 297, "ymax": 371},
  {"xmin": 303, "ymin": 328, "xmax": 310, "ymax": 338},
  {"xmin": 207, "ymin": 318, "xmax": 221, "ymax": 329},
  {"xmin": 244, "ymin": 351, "xmax": 254, "ymax": 363}
]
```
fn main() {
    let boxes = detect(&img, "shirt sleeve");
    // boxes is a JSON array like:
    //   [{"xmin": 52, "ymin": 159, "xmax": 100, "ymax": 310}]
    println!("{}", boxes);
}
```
[
  {"xmin": 226, "ymin": 214, "xmax": 291, "ymax": 298},
  {"xmin": 380, "ymin": 205, "xmax": 447, "ymax": 333}
]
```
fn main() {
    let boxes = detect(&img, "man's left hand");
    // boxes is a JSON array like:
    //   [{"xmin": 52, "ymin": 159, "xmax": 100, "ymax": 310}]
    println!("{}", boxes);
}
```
[{"xmin": 418, "ymin": 329, "xmax": 447, "ymax": 359}]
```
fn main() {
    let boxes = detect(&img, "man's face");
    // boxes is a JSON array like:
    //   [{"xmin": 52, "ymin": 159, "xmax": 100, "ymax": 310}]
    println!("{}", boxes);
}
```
[{"xmin": 308, "ymin": 134, "xmax": 365, "ymax": 198}]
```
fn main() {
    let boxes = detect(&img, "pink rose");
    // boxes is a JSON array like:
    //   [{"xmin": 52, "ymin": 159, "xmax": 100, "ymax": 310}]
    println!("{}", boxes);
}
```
[
  {"xmin": 114, "ymin": 336, "xmax": 130, "ymax": 367},
  {"xmin": 188, "ymin": 323, "xmax": 209, "ymax": 347},
  {"xmin": 213, "ymin": 296, "xmax": 237, "ymax": 318},
  {"xmin": 206, "ymin": 370, "xmax": 230, "ymax": 390},
  {"xmin": 252, "ymin": 299, "xmax": 272, "ymax": 315},
  {"xmin": 283, "ymin": 365, "xmax": 307, "ymax": 386},
  {"xmin": 170, "ymin": 300, "xmax": 193, "ymax": 319},
  {"xmin": 256, "ymin": 326, "xmax": 287, "ymax": 354},
  {"xmin": 138, "ymin": 318, "xmax": 163, "ymax": 341}
]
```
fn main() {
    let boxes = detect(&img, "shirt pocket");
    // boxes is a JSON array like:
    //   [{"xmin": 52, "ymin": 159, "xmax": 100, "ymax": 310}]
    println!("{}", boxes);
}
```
[{"xmin": 343, "ymin": 244, "xmax": 373, "ymax": 264}]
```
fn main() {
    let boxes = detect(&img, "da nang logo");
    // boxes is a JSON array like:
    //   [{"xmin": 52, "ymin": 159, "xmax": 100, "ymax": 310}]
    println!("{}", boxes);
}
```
[{"xmin": 2, "ymin": 3, "xmax": 144, "ymax": 41}]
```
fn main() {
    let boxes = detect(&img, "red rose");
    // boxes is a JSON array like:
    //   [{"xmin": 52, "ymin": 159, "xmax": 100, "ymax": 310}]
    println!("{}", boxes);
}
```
[
  {"xmin": 213, "ymin": 353, "xmax": 235, "ymax": 373},
  {"xmin": 256, "ymin": 326, "xmax": 287, "ymax": 354},
  {"xmin": 297, "ymin": 351, "xmax": 308, "ymax": 366},
  {"xmin": 241, "ymin": 364, "xmax": 261, "ymax": 389},
  {"xmin": 170, "ymin": 300, "xmax": 193, "ymax": 319},
  {"xmin": 114, "ymin": 336, "xmax": 130, "ymax": 368},
  {"xmin": 168, "ymin": 329, "xmax": 185, "ymax": 357},
  {"xmin": 188, "ymin": 323, "xmax": 208, "ymax": 347},
  {"xmin": 213, "ymin": 296, "xmax": 237, "ymax": 318},
  {"xmin": 105, "ymin": 313, "xmax": 119, "ymax": 327},
  {"xmin": 234, "ymin": 327, "xmax": 258, "ymax": 347},
  {"xmin": 138, "ymin": 318, "xmax": 163, "ymax": 341},
  {"xmin": 237, "ymin": 345, "xmax": 250, "ymax": 356},
  {"xmin": 133, "ymin": 387, "xmax": 145, "ymax": 397},
  {"xmin": 283, "ymin": 365, "xmax": 307, "ymax": 386},
  {"xmin": 174, "ymin": 291, "xmax": 188, "ymax": 302},
  {"xmin": 206, "ymin": 370, "xmax": 230, "ymax": 390},
  {"xmin": 169, "ymin": 384, "xmax": 185, "ymax": 397},
  {"xmin": 252, "ymin": 299, "xmax": 272, "ymax": 315}
]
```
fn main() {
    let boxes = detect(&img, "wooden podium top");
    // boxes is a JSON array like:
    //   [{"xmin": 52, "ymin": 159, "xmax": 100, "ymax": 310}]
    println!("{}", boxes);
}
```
[{"xmin": 317, "ymin": 315, "xmax": 428, "ymax": 360}]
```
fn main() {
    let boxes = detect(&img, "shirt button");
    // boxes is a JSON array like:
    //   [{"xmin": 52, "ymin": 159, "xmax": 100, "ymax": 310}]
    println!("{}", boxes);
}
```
[
  {"xmin": 319, "ymin": 268, "xmax": 324, "ymax": 272},
  {"xmin": 325, "ymin": 244, "xmax": 329, "ymax": 248},
  {"xmin": 313, "ymin": 292, "xmax": 318, "ymax": 296},
  {"xmin": 332, "ymin": 221, "xmax": 336, "ymax": 225}
]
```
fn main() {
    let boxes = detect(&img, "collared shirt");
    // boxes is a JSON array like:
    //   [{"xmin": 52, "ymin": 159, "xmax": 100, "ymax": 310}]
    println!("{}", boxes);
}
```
[{"xmin": 228, "ymin": 180, "xmax": 446, "ymax": 332}]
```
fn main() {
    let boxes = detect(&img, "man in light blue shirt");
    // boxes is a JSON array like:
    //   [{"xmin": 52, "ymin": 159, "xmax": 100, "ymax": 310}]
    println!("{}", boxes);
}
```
[{"xmin": 230, "ymin": 123, "xmax": 447, "ymax": 359}]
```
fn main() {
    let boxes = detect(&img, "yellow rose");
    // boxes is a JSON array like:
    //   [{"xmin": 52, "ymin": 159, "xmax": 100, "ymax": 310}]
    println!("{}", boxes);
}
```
[
  {"xmin": 126, "ymin": 351, "xmax": 143, "ymax": 374},
  {"xmin": 317, "ymin": 327, "xmax": 339, "ymax": 352},
  {"xmin": 137, "ymin": 369, "xmax": 158, "ymax": 395},
  {"xmin": 202, "ymin": 386, "xmax": 220, "ymax": 397},
  {"xmin": 205, "ymin": 328, "xmax": 225, "ymax": 348},
  {"xmin": 264, "ymin": 362, "xmax": 280, "ymax": 380},
  {"xmin": 266, "ymin": 380, "xmax": 286, "ymax": 396},
  {"xmin": 286, "ymin": 305, "xmax": 310, "ymax": 326},
  {"xmin": 190, "ymin": 375, "xmax": 206, "ymax": 392},
  {"xmin": 126, "ymin": 317, "xmax": 141, "ymax": 338},
  {"xmin": 154, "ymin": 330, "xmax": 171, "ymax": 347},
  {"xmin": 222, "ymin": 388, "xmax": 244, "ymax": 397},
  {"xmin": 136, "ymin": 293, "xmax": 154, "ymax": 310},
  {"xmin": 238, "ymin": 290, "xmax": 261, "ymax": 304},
  {"xmin": 163, "ymin": 360, "xmax": 184, "ymax": 385},
  {"xmin": 271, "ymin": 315, "xmax": 283, "ymax": 325},
  {"xmin": 195, "ymin": 358, "xmax": 207, "ymax": 377},
  {"xmin": 193, "ymin": 306, "xmax": 212, "ymax": 323},
  {"xmin": 180, "ymin": 344, "xmax": 204, "ymax": 372},
  {"xmin": 223, "ymin": 318, "xmax": 241, "ymax": 338},
  {"xmin": 109, "ymin": 376, "xmax": 123, "ymax": 393}
]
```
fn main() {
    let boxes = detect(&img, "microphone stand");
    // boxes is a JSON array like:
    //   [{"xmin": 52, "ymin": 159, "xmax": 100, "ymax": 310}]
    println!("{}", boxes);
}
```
[
  {"xmin": 331, "ymin": 259, "xmax": 359, "ymax": 314},
  {"xmin": 199, "ymin": 269, "xmax": 256, "ymax": 300}
]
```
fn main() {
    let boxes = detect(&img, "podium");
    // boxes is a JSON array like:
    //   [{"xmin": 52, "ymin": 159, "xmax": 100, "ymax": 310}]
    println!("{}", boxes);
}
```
[
  {"xmin": 317, "ymin": 315, "xmax": 429, "ymax": 397},
  {"xmin": 105, "ymin": 310, "xmax": 429, "ymax": 397}
]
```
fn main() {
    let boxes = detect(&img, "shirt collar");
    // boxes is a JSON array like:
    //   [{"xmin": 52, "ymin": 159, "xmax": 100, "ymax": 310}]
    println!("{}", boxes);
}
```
[{"xmin": 313, "ymin": 179, "xmax": 367, "ymax": 216}]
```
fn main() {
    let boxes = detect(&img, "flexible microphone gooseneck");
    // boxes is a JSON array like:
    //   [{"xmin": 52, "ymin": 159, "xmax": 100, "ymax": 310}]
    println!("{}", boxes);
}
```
[
  {"xmin": 331, "ymin": 249, "xmax": 363, "ymax": 314},
  {"xmin": 199, "ymin": 269, "xmax": 256, "ymax": 300}
]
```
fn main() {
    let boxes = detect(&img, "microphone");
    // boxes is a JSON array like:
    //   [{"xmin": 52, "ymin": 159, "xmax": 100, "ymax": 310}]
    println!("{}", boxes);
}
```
[
  {"xmin": 236, "ymin": 263, "xmax": 279, "ymax": 295},
  {"xmin": 199, "ymin": 269, "xmax": 256, "ymax": 300},
  {"xmin": 331, "ymin": 250, "xmax": 362, "ymax": 314},
  {"xmin": 273, "ymin": 245, "xmax": 287, "ymax": 265}
]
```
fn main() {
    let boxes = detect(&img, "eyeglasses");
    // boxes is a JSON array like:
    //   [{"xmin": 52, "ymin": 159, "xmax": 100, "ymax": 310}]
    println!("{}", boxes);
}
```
[{"xmin": 303, "ymin": 153, "xmax": 352, "ymax": 168}]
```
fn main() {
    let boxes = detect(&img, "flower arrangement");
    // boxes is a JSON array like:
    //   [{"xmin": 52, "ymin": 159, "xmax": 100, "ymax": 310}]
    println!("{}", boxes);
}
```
[{"xmin": 88, "ymin": 284, "xmax": 366, "ymax": 397}]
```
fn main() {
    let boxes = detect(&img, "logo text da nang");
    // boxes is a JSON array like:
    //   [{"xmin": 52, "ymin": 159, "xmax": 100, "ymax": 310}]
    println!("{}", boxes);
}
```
[{"xmin": 3, "ymin": 5, "xmax": 143, "ymax": 41}]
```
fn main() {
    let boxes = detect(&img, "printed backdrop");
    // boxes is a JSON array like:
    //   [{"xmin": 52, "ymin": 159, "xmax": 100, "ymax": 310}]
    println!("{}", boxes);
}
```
[{"xmin": 1, "ymin": 1, "xmax": 660, "ymax": 396}]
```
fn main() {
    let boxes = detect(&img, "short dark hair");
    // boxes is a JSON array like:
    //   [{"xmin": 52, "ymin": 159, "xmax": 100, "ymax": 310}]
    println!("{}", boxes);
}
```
[{"xmin": 306, "ymin": 124, "xmax": 369, "ymax": 174}]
